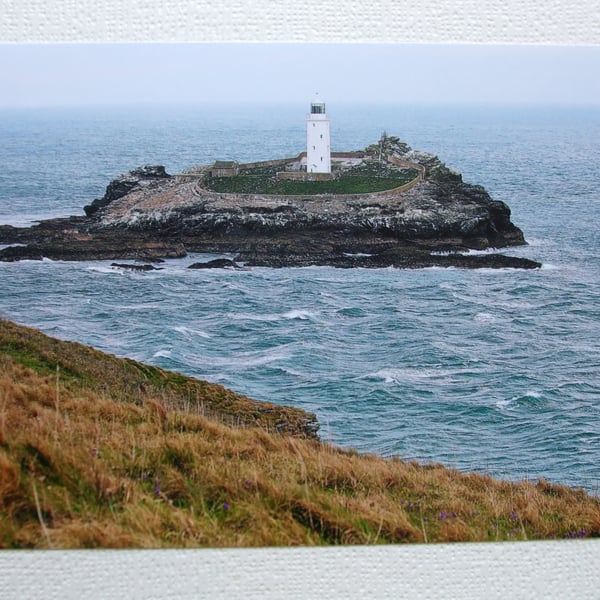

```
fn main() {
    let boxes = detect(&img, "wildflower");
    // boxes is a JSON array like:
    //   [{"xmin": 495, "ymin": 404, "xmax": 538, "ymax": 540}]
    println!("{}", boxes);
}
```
[
  {"xmin": 566, "ymin": 529, "xmax": 587, "ymax": 538},
  {"xmin": 565, "ymin": 529, "xmax": 587, "ymax": 538},
  {"xmin": 243, "ymin": 480, "xmax": 252, "ymax": 488},
  {"xmin": 154, "ymin": 478, "xmax": 161, "ymax": 494},
  {"xmin": 509, "ymin": 512, "xmax": 517, "ymax": 520},
  {"xmin": 439, "ymin": 511, "xmax": 447, "ymax": 520},
  {"xmin": 223, "ymin": 502, "xmax": 230, "ymax": 511},
  {"xmin": 471, "ymin": 510, "xmax": 478, "ymax": 516},
  {"xmin": 451, "ymin": 512, "xmax": 457, "ymax": 518}
]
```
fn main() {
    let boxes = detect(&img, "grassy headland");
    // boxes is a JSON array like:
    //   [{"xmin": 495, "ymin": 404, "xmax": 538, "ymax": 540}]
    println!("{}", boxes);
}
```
[{"xmin": 1, "ymin": 318, "xmax": 598, "ymax": 548}]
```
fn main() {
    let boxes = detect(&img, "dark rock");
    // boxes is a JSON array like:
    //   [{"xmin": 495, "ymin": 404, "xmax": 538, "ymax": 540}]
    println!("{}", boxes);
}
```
[
  {"xmin": 84, "ymin": 165, "xmax": 171, "ymax": 216},
  {"xmin": 188, "ymin": 258, "xmax": 242, "ymax": 269},
  {"xmin": 0, "ymin": 225, "xmax": 21, "ymax": 244},
  {"xmin": 0, "ymin": 226, "xmax": 187, "ymax": 262},
  {"xmin": 111, "ymin": 262, "xmax": 163, "ymax": 271},
  {"xmin": 235, "ymin": 244, "xmax": 541, "ymax": 270},
  {"xmin": 0, "ymin": 245, "xmax": 44, "ymax": 261}
]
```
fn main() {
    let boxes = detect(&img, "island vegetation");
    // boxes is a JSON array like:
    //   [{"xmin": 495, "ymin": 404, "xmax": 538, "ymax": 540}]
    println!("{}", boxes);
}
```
[
  {"xmin": 1, "ymin": 318, "xmax": 598, "ymax": 548},
  {"xmin": 203, "ymin": 162, "xmax": 419, "ymax": 196}
]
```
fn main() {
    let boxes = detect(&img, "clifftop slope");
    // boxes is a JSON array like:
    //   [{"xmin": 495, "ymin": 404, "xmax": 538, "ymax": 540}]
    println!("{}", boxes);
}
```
[{"xmin": 1, "ymin": 318, "xmax": 598, "ymax": 548}]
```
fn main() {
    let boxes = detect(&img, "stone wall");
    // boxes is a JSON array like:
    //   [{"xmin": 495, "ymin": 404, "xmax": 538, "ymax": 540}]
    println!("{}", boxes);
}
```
[
  {"xmin": 193, "ymin": 150, "xmax": 425, "ymax": 201},
  {"xmin": 276, "ymin": 171, "xmax": 337, "ymax": 181},
  {"xmin": 238, "ymin": 153, "xmax": 306, "ymax": 172},
  {"xmin": 387, "ymin": 155, "xmax": 426, "ymax": 180},
  {"xmin": 237, "ymin": 151, "xmax": 366, "ymax": 174}
]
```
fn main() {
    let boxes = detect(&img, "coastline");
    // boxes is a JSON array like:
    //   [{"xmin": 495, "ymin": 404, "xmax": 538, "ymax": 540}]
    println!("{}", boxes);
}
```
[{"xmin": 0, "ymin": 138, "xmax": 541, "ymax": 270}]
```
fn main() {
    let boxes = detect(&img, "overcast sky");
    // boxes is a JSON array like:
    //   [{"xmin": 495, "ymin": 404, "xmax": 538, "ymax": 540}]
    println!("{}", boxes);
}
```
[{"xmin": 0, "ymin": 43, "xmax": 598, "ymax": 108}]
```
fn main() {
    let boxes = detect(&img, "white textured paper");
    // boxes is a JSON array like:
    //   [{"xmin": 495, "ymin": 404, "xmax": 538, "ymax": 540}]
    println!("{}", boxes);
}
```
[
  {"xmin": 2, "ymin": 541, "xmax": 600, "ymax": 599},
  {"xmin": 0, "ymin": 0, "xmax": 598, "ymax": 43},
  {"xmin": 1, "ymin": 1, "xmax": 599, "ymax": 599}
]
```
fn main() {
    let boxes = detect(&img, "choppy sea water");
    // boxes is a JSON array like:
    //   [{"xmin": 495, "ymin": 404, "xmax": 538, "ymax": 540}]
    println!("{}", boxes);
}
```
[{"xmin": 1, "ymin": 105, "xmax": 599, "ymax": 492}]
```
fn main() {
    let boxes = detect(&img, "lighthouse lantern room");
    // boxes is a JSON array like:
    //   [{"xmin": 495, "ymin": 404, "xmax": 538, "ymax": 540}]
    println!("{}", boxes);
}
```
[{"xmin": 306, "ymin": 95, "xmax": 331, "ymax": 174}]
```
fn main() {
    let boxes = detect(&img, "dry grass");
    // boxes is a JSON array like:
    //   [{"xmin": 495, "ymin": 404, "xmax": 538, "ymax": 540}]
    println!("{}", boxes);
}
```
[
  {"xmin": 1, "ymin": 318, "xmax": 599, "ymax": 548},
  {"xmin": 0, "ymin": 318, "xmax": 318, "ymax": 439}
]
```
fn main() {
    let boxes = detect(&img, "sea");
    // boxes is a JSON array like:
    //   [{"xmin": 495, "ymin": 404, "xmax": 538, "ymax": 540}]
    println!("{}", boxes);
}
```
[{"xmin": 0, "ymin": 104, "xmax": 599, "ymax": 493}]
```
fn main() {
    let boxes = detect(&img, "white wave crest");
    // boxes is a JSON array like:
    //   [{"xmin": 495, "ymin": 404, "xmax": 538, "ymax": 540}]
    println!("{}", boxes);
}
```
[
  {"xmin": 227, "ymin": 309, "xmax": 317, "ymax": 322},
  {"xmin": 474, "ymin": 312, "xmax": 497, "ymax": 323},
  {"xmin": 86, "ymin": 265, "xmax": 123, "ymax": 274},
  {"xmin": 495, "ymin": 398, "xmax": 515, "ymax": 410},
  {"xmin": 367, "ymin": 367, "xmax": 463, "ymax": 385},
  {"xmin": 282, "ymin": 309, "xmax": 316, "ymax": 320},
  {"xmin": 172, "ymin": 325, "xmax": 212, "ymax": 339},
  {"xmin": 188, "ymin": 347, "xmax": 292, "ymax": 368}
]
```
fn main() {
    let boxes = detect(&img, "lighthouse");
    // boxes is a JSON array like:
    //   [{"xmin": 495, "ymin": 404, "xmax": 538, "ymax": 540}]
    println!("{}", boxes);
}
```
[{"xmin": 306, "ymin": 95, "xmax": 331, "ymax": 174}]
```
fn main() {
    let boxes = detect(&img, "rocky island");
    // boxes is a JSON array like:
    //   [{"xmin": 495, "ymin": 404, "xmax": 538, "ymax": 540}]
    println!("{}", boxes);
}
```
[{"xmin": 0, "ymin": 135, "xmax": 541, "ymax": 269}]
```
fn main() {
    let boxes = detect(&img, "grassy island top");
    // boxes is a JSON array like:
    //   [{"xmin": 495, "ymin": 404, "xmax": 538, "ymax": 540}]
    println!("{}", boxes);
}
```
[
  {"xmin": 1, "ymin": 318, "xmax": 599, "ymax": 548},
  {"xmin": 203, "ymin": 160, "xmax": 419, "ymax": 196}
]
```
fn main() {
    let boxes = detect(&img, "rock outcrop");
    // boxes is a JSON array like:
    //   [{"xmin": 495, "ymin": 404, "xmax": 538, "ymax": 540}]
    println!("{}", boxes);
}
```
[
  {"xmin": 111, "ymin": 262, "xmax": 163, "ymax": 271},
  {"xmin": 84, "ymin": 165, "xmax": 171, "ymax": 216},
  {"xmin": 0, "ymin": 139, "xmax": 541, "ymax": 269},
  {"xmin": 188, "ymin": 258, "xmax": 243, "ymax": 269}
]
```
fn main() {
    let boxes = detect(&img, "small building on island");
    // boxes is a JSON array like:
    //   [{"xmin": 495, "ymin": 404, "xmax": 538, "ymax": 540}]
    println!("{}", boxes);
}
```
[{"xmin": 210, "ymin": 160, "xmax": 239, "ymax": 178}]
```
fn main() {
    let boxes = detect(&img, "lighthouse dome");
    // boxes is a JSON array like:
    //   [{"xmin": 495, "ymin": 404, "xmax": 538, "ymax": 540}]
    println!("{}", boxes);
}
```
[{"xmin": 310, "ymin": 95, "xmax": 326, "ymax": 114}]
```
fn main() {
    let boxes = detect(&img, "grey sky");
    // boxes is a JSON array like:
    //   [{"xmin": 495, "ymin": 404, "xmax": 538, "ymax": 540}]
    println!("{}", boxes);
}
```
[{"xmin": 0, "ymin": 43, "xmax": 598, "ymax": 108}]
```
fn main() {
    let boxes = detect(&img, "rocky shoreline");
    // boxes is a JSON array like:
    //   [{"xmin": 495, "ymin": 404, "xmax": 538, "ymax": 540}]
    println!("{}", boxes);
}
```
[{"xmin": 0, "ymin": 139, "xmax": 541, "ymax": 269}]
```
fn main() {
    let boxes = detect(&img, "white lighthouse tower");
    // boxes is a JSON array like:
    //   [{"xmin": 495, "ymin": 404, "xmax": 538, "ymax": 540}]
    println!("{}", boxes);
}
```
[{"xmin": 306, "ymin": 95, "xmax": 331, "ymax": 174}]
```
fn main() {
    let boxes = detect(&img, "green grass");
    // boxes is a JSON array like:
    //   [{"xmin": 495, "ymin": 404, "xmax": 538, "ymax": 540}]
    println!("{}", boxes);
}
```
[{"xmin": 203, "ymin": 163, "xmax": 419, "ymax": 195}]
